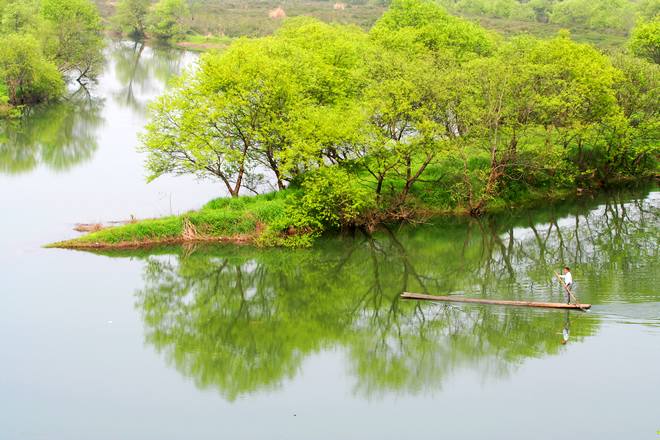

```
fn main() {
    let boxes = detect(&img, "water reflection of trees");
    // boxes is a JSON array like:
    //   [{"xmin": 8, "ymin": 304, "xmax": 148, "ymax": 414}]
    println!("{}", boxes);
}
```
[
  {"xmin": 107, "ymin": 190, "xmax": 656, "ymax": 400},
  {"xmin": 0, "ymin": 87, "xmax": 104, "ymax": 174},
  {"xmin": 0, "ymin": 41, "xmax": 195, "ymax": 175},
  {"xmin": 474, "ymin": 191, "xmax": 660, "ymax": 303},
  {"xmin": 110, "ymin": 40, "xmax": 193, "ymax": 114}
]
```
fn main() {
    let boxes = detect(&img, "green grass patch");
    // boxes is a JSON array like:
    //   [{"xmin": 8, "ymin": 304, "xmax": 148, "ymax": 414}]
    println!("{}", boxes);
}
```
[
  {"xmin": 50, "ymin": 190, "xmax": 293, "ymax": 248},
  {"xmin": 69, "ymin": 216, "xmax": 183, "ymax": 245}
]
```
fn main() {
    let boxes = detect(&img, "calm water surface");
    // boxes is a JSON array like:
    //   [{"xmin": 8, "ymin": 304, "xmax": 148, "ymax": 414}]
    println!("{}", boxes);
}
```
[{"xmin": 1, "ymin": 42, "xmax": 659, "ymax": 440}]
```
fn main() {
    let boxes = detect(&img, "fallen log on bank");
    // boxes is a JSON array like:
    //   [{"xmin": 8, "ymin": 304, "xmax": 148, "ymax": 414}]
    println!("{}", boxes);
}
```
[{"xmin": 401, "ymin": 292, "xmax": 591, "ymax": 310}]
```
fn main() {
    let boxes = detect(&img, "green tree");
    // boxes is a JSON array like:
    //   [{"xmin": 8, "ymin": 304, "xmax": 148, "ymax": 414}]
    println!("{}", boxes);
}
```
[
  {"xmin": 352, "ymin": 0, "xmax": 497, "ymax": 202},
  {"xmin": 147, "ymin": 0, "xmax": 190, "ymax": 40},
  {"xmin": 142, "ymin": 18, "xmax": 371, "ymax": 196},
  {"xmin": 611, "ymin": 53, "xmax": 659, "ymax": 129},
  {"xmin": 40, "ymin": 0, "xmax": 104, "ymax": 80},
  {"xmin": 141, "ymin": 71, "xmax": 255, "ymax": 197},
  {"xmin": 264, "ymin": 18, "xmax": 371, "ymax": 182},
  {"xmin": 0, "ymin": 0, "xmax": 42, "ymax": 34},
  {"xmin": 629, "ymin": 18, "xmax": 660, "ymax": 64},
  {"xmin": 141, "ymin": 39, "xmax": 298, "ymax": 197},
  {"xmin": 443, "ymin": 34, "xmax": 621, "ymax": 211},
  {"xmin": 0, "ymin": 33, "xmax": 63, "ymax": 105},
  {"xmin": 603, "ymin": 53, "xmax": 659, "ymax": 176},
  {"xmin": 356, "ymin": 44, "xmax": 447, "ymax": 200},
  {"xmin": 113, "ymin": 0, "xmax": 150, "ymax": 37},
  {"xmin": 371, "ymin": 0, "xmax": 495, "ymax": 62}
]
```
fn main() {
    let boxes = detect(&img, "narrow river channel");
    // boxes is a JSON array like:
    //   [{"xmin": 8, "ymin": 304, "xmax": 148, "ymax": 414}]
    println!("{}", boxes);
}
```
[{"xmin": 1, "ymin": 41, "xmax": 658, "ymax": 440}]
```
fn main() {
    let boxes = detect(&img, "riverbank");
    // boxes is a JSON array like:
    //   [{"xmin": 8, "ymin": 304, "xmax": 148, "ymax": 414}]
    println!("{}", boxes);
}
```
[{"xmin": 47, "ymin": 181, "xmax": 636, "ymax": 250}]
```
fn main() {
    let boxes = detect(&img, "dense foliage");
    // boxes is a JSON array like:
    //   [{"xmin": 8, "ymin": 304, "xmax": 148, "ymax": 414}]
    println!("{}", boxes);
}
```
[
  {"xmin": 0, "ymin": 0, "xmax": 103, "ymax": 110},
  {"xmin": 140, "ymin": 0, "xmax": 658, "ymax": 245}
]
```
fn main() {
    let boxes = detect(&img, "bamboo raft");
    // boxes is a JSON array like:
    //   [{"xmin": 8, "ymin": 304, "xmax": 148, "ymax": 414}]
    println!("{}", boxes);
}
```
[{"xmin": 401, "ymin": 292, "xmax": 591, "ymax": 310}]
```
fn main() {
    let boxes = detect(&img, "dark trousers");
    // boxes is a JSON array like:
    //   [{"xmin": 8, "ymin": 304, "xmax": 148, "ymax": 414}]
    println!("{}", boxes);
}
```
[{"xmin": 565, "ymin": 283, "xmax": 573, "ymax": 303}]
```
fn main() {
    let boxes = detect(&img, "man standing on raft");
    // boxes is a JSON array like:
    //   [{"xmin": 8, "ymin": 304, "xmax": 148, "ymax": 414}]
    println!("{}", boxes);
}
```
[{"xmin": 558, "ymin": 266, "xmax": 573, "ymax": 304}]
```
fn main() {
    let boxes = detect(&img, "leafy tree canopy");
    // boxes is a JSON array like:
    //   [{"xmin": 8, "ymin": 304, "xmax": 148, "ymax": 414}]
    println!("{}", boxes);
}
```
[
  {"xmin": 629, "ymin": 18, "xmax": 660, "ymax": 64},
  {"xmin": 141, "ymin": 1, "xmax": 658, "ymax": 238}
]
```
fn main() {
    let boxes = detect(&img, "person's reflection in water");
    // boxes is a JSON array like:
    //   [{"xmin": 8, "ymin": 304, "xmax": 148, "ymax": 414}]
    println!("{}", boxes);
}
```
[{"xmin": 561, "ymin": 311, "xmax": 571, "ymax": 345}]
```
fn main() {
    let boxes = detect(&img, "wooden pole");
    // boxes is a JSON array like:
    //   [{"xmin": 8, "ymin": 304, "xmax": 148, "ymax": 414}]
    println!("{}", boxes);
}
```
[{"xmin": 401, "ymin": 292, "xmax": 590, "ymax": 310}]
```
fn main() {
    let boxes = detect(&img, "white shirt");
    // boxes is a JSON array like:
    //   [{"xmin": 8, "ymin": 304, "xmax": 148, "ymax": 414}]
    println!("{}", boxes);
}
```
[{"xmin": 562, "ymin": 272, "xmax": 573, "ymax": 285}]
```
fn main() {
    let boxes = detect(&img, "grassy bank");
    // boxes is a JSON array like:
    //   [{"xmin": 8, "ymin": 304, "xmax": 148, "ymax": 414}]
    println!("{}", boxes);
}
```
[
  {"xmin": 47, "ymin": 178, "xmax": 629, "ymax": 250},
  {"xmin": 48, "ymin": 191, "xmax": 291, "ymax": 249}
]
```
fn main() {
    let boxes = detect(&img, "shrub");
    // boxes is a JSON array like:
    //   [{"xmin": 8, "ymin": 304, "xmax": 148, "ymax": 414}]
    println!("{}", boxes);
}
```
[{"xmin": 286, "ymin": 167, "xmax": 375, "ymax": 231}]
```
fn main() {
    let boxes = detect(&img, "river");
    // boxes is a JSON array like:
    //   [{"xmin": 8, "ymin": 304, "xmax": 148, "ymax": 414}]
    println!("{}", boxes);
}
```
[{"xmin": 1, "ymin": 41, "xmax": 659, "ymax": 440}]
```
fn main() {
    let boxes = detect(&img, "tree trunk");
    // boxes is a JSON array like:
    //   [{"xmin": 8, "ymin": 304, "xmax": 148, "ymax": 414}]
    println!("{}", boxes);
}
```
[
  {"xmin": 375, "ymin": 176, "xmax": 384, "ymax": 196},
  {"xmin": 400, "ymin": 153, "xmax": 434, "ymax": 201},
  {"xmin": 264, "ymin": 147, "xmax": 285, "ymax": 191}
]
